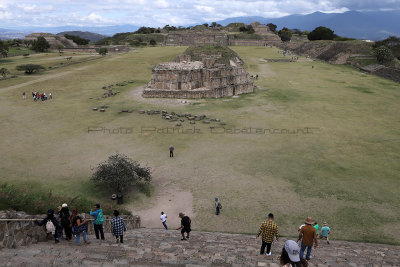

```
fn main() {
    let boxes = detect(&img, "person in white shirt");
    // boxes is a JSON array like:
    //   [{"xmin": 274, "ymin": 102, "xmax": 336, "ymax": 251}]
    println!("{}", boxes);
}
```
[{"xmin": 160, "ymin": 211, "xmax": 168, "ymax": 230}]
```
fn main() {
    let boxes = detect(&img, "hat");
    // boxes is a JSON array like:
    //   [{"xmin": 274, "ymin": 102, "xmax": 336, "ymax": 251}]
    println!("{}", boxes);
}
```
[
  {"xmin": 304, "ymin": 217, "xmax": 315, "ymax": 225},
  {"xmin": 62, "ymin": 203, "xmax": 68, "ymax": 208},
  {"xmin": 284, "ymin": 240, "xmax": 300, "ymax": 262}
]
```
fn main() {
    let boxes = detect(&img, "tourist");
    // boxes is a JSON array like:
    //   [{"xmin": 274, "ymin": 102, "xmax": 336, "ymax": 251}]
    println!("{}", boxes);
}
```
[
  {"xmin": 280, "ymin": 240, "xmax": 309, "ymax": 267},
  {"xmin": 34, "ymin": 209, "xmax": 62, "ymax": 243},
  {"xmin": 256, "ymin": 213, "xmax": 279, "ymax": 256},
  {"xmin": 320, "ymin": 222, "xmax": 330, "ymax": 244},
  {"xmin": 111, "ymin": 210, "xmax": 126, "ymax": 243},
  {"xmin": 49, "ymin": 92, "xmax": 52, "ymax": 99},
  {"xmin": 169, "ymin": 145, "xmax": 174, "ymax": 157},
  {"xmin": 298, "ymin": 217, "xmax": 318, "ymax": 260},
  {"xmin": 177, "ymin": 212, "xmax": 191, "ymax": 240},
  {"xmin": 22, "ymin": 92, "xmax": 26, "ymax": 99},
  {"xmin": 215, "ymin": 197, "xmax": 222, "ymax": 215},
  {"xmin": 59, "ymin": 203, "xmax": 72, "ymax": 241},
  {"xmin": 160, "ymin": 211, "xmax": 168, "ymax": 230},
  {"xmin": 313, "ymin": 221, "xmax": 319, "ymax": 238},
  {"xmin": 70, "ymin": 208, "xmax": 90, "ymax": 245},
  {"xmin": 90, "ymin": 204, "xmax": 105, "ymax": 240}
]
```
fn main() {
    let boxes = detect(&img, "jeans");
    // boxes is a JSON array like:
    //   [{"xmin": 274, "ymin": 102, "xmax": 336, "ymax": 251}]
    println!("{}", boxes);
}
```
[
  {"xmin": 260, "ymin": 241, "xmax": 272, "ymax": 255},
  {"xmin": 216, "ymin": 207, "xmax": 220, "ymax": 215},
  {"xmin": 75, "ymin": 231, "xmax": 87, "ymax": 244},
  {"xmin": 162, "ymin": 221, "xmax": 168, "ymax": 230},
  {"xmin": 170, "ymin": 151, "xmax": 174, "ymax": 157},
  {"xmin": 300, "ymin": 242, "xmax": 313, "ymax": 260},
  {"xmin": 94, "ymin": 224, "xmax": 105, "ymax": 240}
]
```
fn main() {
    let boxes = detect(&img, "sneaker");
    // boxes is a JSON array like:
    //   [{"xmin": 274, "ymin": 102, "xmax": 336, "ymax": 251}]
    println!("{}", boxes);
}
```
[
  {"xmin": 180, "ymin": 238, "xmax": 187, "ymax": 241},
  {"xmin": 266, "ymin": 252, "xmax": 271, "ymax": 256}
]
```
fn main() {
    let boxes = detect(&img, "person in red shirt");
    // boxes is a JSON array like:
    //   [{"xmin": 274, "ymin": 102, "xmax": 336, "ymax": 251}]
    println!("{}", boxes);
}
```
[{"xmin": 298, "ymin": 217, "xmax": 318, "ymax": 260}]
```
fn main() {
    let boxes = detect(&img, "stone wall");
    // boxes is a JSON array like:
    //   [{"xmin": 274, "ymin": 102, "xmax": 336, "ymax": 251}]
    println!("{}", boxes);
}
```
[
  {"xmin": 164, "ymin": 33, "xmax": 229, "ymax": 46},
  {"xmin": 24, "ymin": 33, "xmax": 78, "ymax": 49},
  {"xmin": 0, "ymin": 211, "xmax": 140, "ymax": 249}
]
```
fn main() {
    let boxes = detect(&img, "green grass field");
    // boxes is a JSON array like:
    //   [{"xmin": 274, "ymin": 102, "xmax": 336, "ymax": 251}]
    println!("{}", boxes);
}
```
[{"xmin": 0, "ymin": 46, "xmax": 399, "ymax": 244}]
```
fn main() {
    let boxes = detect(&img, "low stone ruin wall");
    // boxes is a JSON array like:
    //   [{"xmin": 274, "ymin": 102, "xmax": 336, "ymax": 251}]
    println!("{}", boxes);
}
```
[
  {"xmin": 0, "ymin": 210, "xmax": 140, "ymax": 249},
  {"xmin": 373, "ymin": 67, "xmax": 400, "ymax": 83}
]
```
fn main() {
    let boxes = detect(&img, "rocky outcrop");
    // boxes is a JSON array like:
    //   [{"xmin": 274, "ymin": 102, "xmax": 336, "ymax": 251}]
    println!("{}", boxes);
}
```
[{"xmin": 0, "ymin": 210, "xmax": 140, "ymax": 249}]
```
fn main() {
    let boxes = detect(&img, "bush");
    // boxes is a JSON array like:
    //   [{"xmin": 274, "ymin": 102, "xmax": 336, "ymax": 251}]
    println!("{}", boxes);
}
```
[
  {"xmin": 64, "ymin": 34, "xmax": 89, "ymax": 45},
  {"xmin": 0, "ymin": 183, "xmax": 131, "ymax": 216},
  {"xmin": 31, "ymin": 36, "xmax": 50, "ymax": 52},
  {"xmin": 267, "ymin": 23, "xmax": 277, "ymax": 33},
  {"xmin": 308, "ymin": 26, "xmax": 335, "ymax": 41},
  {"xmin": 98, "ymin": 48, "xmax": 108, "ymax": 56},
  {"xmin": 0, "ymin": 67, "xmax": 10, "ymax": 78},
  {"xmin": 278, "ymin": 27, "xmax": 292, "ymax": 42},
  {"xmin": 149, "ymin": 39, "xmax": 157, "ymax": 46},
  {"xmin": 91, "ymin": 153, "xmax": 152, "ymax": 193},
  {"xmin": 16, "ymin": 64, "xmax": 45, "ymax": 74},
  {"xmin": 374, "ymin": 45, "xmax": 395, "ymax": 64}
]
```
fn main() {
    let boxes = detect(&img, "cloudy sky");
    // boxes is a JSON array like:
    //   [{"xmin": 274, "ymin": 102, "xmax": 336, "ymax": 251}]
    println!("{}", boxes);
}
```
[{"xmin": 1, "ymin": 0, "xmax": 400, "ymax": 28}]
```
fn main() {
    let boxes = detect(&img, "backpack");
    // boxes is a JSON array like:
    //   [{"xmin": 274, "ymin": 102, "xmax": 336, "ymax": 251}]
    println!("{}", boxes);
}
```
[
  {"xmin": 95, "ymin": 211, "xmax": 104, "ymax": 224},
  {"xmin": 46, "ymin": 220, "xmax": 56, "ymax": 234},
  {"xmin": 218, "ymin": 202, "xmax": 222, "ymax": 209}
]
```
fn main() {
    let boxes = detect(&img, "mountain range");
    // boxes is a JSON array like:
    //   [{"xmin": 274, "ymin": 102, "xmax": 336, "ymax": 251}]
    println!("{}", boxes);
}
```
[{"xmin": 0, "ymin": 10, "xmax": 399, "ymax": 41}]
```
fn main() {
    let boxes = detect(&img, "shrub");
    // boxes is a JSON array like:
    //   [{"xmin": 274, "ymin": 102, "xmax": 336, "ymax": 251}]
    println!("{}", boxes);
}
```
[
  {"xmin": 16, "ymin": 64, "xmax": 45, "ymax": 74},
  {"xmin": 0, "ymin": 67, "xmax": 10, "ymax": 78},
  {"xmin": 31, "ymin": 36, "xmax": 50, "ymax": 52},
  {"xmin": 308, "ymin": 26, "xmax": 335, "ymax": 41},
  {"xmin": 278, "ymin": 27, "xmax": 292, "ymax": 42},
  {"xmin": 98, "ymin": 48, "xmax": 108, "ymax": 56},
  {"xmin": 149, "ymin": 39, "xmax": 157, "ymax": 46},
  {"xmin": 0, "ymin": 183, "xmax": 131, "ymax": 216},
  {"xmin": 374, "ymin": 45, "xmax": 395, "ymax": 64},
  {"xmin": 91, "ymin": 153, "xmax": 152, "ymax": 193}
]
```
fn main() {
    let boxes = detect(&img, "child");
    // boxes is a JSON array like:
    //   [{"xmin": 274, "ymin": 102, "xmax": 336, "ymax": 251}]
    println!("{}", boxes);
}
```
[
  {"xmin": 111, "ymin": 210, "xmax": 126, "ymax": 243},
  {"xmin": 320, "ymin": 222, "xmax": 331, "ymax": 244}
]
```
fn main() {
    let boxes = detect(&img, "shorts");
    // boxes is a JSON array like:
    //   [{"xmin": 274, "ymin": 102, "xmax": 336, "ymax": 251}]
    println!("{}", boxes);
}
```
[{"xmin": 181, "ymin": 228, "xmax": 191, "ymax": 234}]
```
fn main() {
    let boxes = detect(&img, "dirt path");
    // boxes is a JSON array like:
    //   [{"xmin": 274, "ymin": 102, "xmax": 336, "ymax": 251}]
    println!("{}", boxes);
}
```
[
  {"xmin": 0, "ymin": 71, "xmax": 73, "ymax": 92},
  {"xmin": 131, "ymin": 185, "xmax": 195, "ymax": 229}
]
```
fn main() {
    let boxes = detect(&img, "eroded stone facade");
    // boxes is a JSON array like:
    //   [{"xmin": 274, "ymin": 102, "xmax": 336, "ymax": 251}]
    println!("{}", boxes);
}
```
[{"xmin": 143, "ymin": 51, "xmax": 254, "ymax": 99}]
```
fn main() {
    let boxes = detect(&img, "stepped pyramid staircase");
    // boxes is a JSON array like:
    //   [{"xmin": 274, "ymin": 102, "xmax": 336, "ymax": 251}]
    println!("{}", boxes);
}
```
[{"xmin": 0, "ymin": 228, "xmax": 399, "ymax": 266}]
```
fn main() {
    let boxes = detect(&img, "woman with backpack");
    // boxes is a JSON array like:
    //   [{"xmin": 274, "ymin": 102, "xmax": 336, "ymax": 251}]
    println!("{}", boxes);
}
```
[
  {"xmin": 59, "ymin": 203, "xmax": 72, "ymax": 241},
  {"xmin": 34, "ymin": 209, "xmax": 62, "ymax": 243},
  {"xmin": 215, "ymin": 197, "xmax": 222, "ymax": 215},
  {"xmin": 70, "ymin": 208, "xmax": 90, "ymax": 245}
]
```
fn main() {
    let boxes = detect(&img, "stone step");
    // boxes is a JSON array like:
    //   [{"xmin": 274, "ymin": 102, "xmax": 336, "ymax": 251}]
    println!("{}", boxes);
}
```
[{"xmin": 1, "ymin": 228, "xmax": 400, "ymax": 266}]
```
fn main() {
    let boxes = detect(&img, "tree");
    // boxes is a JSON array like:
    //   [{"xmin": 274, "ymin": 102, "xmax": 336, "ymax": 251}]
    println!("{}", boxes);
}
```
[
  {"xmin": 149, "ymin": 39, "xmax": 157, "ymax": 46},
  {"xmin": 374, "ymin": 45, "xmax": 395, "ymax": 64},
  {"xmin": 98, "ymin": 48, "xmax": 108, "ymax": 56},
  {"xmin": 0, "ymin": 40, "xmax": 9, "ymax": 57},
  {"xmin": 202, "ymin": 23, "xmax": 209, "ymax": 28},
  {"xmin": 64, "ymin": 34, "xmax": 90, "ymax": 45},
  {"xmin": 16, "ymin": 64, "xmax": 45, "ymax": 74},
  {"xmin": 56, "ymin": 44, "xmax": 64, "ymax": 53},
  {"xmin": 267, "ymin": 23, "xmax": 277, "ymax": 32},
  {"xmin": 0, "ymin": 68, "xmax": 10, "ymax": 78},
  {"xmin": 278, "ymin": 27, "xmax": 292, "ymax": 42},
  {"xmin": 211, "ymin": 22, "xmax": 217, "ymax": 28},
  {"xmin": 91, "ymin": 153, "xmax": 152, "ymax": 193},
  {"xmin": 308, "ymin": 26, "xmax": 335, "ymax": 41},
  {"xmin": 31, "ymin": 36, "xmax": 50, "ymax": 52}
]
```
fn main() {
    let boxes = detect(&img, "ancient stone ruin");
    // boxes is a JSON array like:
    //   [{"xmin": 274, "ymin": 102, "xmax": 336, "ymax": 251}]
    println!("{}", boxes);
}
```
[{"xmin": 143, "ymin": 46, "xmax": 254, "ymax": 98}]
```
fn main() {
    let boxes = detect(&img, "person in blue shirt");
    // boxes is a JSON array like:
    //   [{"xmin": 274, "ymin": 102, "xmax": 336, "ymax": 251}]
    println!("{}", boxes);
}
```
[
  {"xmin": 90, "ymin": 203, "xmax": 105, "ymax": 240},
  {"xmin": 320, "ymin": 222, "xmax": 331, "ymax": 244}
]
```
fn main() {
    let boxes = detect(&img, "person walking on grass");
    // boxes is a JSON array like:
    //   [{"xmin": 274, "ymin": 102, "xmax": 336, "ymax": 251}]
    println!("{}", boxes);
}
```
[
  {"xmin": 160, "ymin": 211, "xmax": 168, "ymax": 230},
  {"xmin": 169, "ymin": 145, "xmax": 174, "ymax": 157},
  {"xmin": 35, "ymin": 209, "xmax": 62, "ymax": 243},
  {"xmin": 90, "ymin": 203, "xmax": 105, "ymax": 240},
  {"xmin": 70, "ymin": 208, "xmax": 90, "ymax": 245},
  {"xmin": 298, "ymin": 217, "xmax": 318, "ymax": 260},
  {"xmin": 256, "ymin": 213, "xmax": 279, "ymax": 256},
  {"xmin": 59, "ymin": 203, "xmax": 72, "ymax": 241},
  {"xmin": 111, "ymin": 210, "xmax": 126, "ymax": 243},
  {"xmin": 215, "ymin": 197, "xmax": 222, "ymax": 215},
  {"xmin": 22, "ymin": 92, "xmax": 26, "ymax": 99},
  {"xmin": 320, "ymin": 222, "xmax": 330, "ymax": 244},
  {"xmin": 177, "ymin": 212, "xmax": 191, "ymax": 240},
  {"xmin": 280, "ymin": 240, "xmax": 309, "ymax": 267}
]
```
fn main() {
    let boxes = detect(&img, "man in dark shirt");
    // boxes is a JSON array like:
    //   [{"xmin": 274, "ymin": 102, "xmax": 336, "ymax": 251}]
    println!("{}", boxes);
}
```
[
  {"xmin": 169, "ymin": 146, "xmax": 174, "ymax": 157},
  {"xmin": 177, "ymin": 212, "xmax": 191, "ymax": 240}
]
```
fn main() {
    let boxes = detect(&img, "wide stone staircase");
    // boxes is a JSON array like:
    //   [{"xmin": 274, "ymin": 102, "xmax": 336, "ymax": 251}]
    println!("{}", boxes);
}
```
[{"xmin": 0, "ymin": 228, "xmax": 399, "ymax": 266}]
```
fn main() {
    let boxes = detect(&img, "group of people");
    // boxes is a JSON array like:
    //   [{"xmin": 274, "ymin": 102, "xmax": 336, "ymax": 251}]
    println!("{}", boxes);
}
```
[
  {"xmin": 257, "ymin": 213, "xmax": 331, "ymax": 265},
  {"xmin": 34, "ymin": 203, "xmax": 126, "ymax": 245},
  {"xmin": 24, "ymin": 91, "xmax": 52, "ymax": 101},
  {"xmin": 159, "ymin": 211, "xmax": 192, "ymax": 241}
]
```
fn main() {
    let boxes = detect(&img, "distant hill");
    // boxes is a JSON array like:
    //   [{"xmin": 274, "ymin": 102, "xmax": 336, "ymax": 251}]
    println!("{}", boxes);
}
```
[
  {"xmin": 57, "ymin": 31, "xmax": 107, "ymax": 42},
  {"xmin": 216, "ymin": 10, "xmax": 400, "ymax": 40}
]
